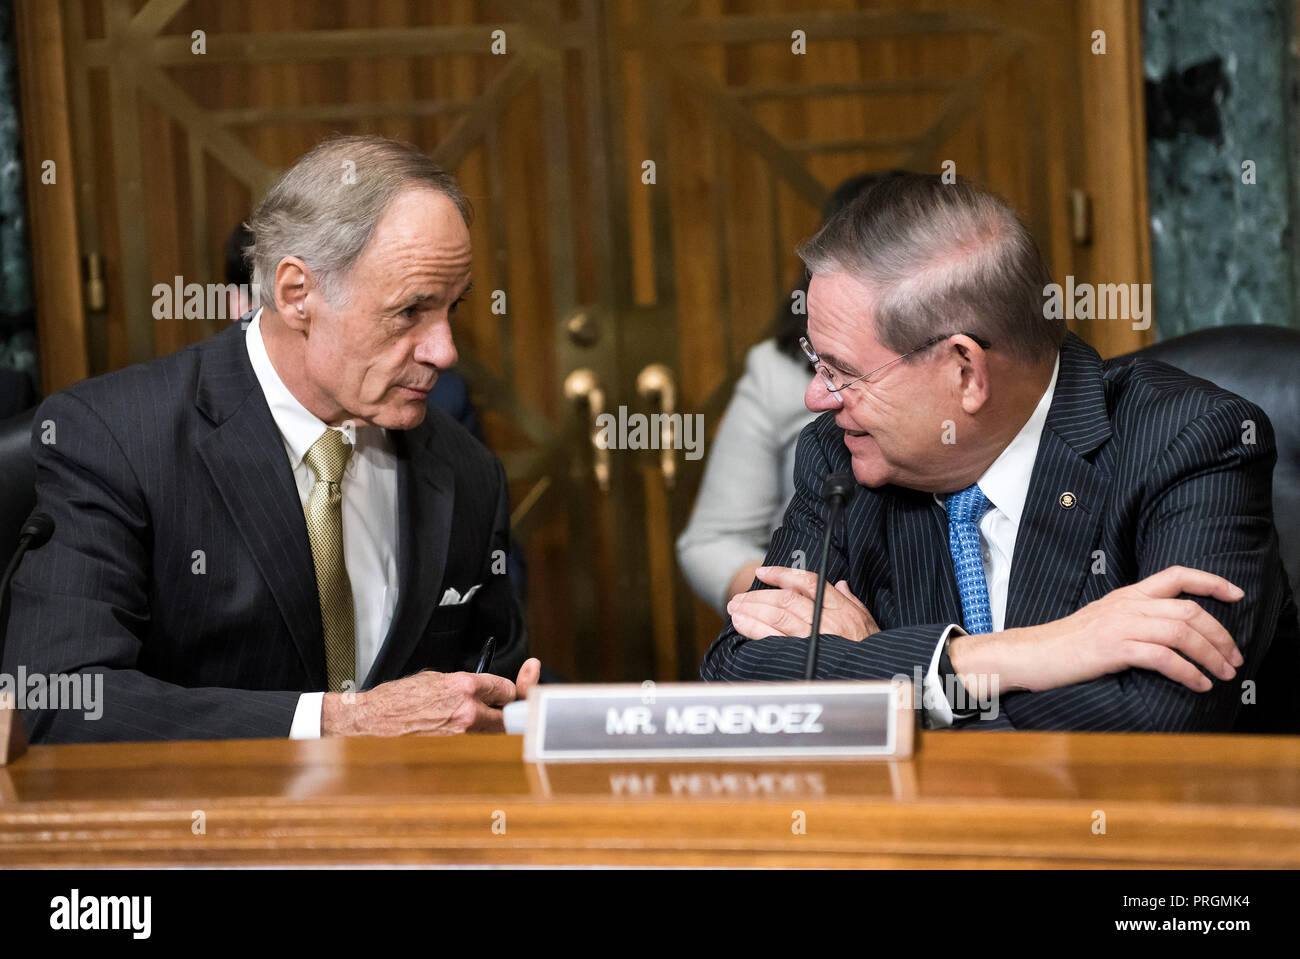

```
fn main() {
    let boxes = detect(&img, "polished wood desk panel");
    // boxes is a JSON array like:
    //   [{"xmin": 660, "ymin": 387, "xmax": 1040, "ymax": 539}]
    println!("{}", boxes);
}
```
[{"xmin": 1, "ymin": 731, "xmax": 1297, "ymax": 868}]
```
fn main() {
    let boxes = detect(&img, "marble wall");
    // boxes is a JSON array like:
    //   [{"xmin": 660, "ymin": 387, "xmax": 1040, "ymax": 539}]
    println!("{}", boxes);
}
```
[
  {"xmin": 0, "ymin": 0, "xmax": 35, "ymax": 389},
  {"xmin": 1143, "ymin": 0, "xmax": 1300, "ymax": 337}
]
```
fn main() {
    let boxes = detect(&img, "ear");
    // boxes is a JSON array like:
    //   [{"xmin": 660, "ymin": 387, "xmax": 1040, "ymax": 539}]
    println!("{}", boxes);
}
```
[
  {"xmin": 273, "ymin": 256, "xmax": 313, "ymax": 332},
  {"xmin": 950, "ymin": 334, "xmax": 992, "ymax": 415}
]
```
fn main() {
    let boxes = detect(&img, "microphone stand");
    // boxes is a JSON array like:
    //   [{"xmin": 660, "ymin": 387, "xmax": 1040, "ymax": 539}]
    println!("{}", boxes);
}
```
[
  {"xmin": 804, "ymin": 473, "xmax": 854, "ymax": 680},
  {"xmin": 0, "ymin": 511, "xmax": 55, "ymax": 665}
]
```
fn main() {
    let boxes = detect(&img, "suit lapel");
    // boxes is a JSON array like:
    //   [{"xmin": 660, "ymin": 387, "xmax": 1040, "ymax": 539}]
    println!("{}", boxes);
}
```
[
  {"xmin": 1005, "ymin": 333, "xmax": 1113, "ymax": 628},
  {"xmin": 888, "ymin": 487, "xmax": 964, "ymax": 628},
  {"xmin": 194, "ymin": 323, "xmax": 326, "ymax": 686},
  {"xmin": 362, "ymin": 423, "xmax": 455, "ymax": 687}
]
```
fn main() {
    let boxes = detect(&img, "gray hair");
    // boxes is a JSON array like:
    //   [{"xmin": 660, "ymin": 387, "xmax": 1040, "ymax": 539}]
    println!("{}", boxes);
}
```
[
  {"xmin": 246, "ymin": 135, "xmax": 470, "ymax": 312},
  {"xmin": 796, "ymin": 173, "xmax": 1062, "ymax": 365}
]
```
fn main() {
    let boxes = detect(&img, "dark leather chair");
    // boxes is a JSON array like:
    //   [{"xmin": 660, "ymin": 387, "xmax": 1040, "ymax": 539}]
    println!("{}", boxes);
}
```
[
  {"xmin": 0, "ymin": 369, "xmax": 35, "ymax": 422},
  {"xmin": 0, "ymin": 407, "xmax": 36, "ymax": 566},
  {"xmin": 1115, "ymin": 324, "xmax": 1300, "ymax": 733}
]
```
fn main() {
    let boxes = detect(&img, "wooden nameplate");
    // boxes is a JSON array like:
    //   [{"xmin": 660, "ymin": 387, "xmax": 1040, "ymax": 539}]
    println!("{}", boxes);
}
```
[{"xmin": 0, "ymin": 692, "xmax": 28, "ymax": 765}]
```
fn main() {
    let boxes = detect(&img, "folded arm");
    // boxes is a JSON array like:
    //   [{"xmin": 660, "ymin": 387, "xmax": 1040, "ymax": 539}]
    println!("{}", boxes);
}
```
[{"xmin": 951, "ymin": 399, "xmax": 1283, "ymax": 731}]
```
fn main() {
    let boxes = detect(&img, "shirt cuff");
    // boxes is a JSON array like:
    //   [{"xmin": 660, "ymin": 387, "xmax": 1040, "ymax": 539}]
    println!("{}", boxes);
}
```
[
  {"xmin": 289, "ymin": 692, "xmax": 325, "ymax": 739},
  {"xmin": 924, "ymin": 624, "xmax": 968, "ymax": 729}
]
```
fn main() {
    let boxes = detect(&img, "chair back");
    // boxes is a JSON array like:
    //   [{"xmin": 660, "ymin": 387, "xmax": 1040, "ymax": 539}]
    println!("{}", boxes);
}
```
[
  {"xmin": 1116, "ymin": 325, "xmax": 1300, "ymax": 733},
  {"xmin": 0, "ymin": 409, "xmax": 36, "ymax": 566}
]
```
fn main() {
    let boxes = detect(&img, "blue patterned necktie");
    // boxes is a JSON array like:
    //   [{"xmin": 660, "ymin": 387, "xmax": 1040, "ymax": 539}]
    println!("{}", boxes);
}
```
[{"xmin": 944, "ymin": 483, "xmax": 994, "ymax": 635}]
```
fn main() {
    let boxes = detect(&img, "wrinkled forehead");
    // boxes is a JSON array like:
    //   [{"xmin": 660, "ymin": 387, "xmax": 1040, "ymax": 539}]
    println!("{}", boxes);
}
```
[
  {"xmin": 806, "ymin": 271, "xmax": 882, "ymax": 358},
  {"xmin": 351, "ymin": 190, "xmax": 473, "ymax": 290},
  {"xmin": 370, "ymin": 189, "xmax": 472, "ymax": 258}
]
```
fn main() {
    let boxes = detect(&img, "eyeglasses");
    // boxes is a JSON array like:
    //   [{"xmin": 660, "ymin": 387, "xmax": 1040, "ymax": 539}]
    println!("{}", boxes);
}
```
[{"xmin": 799, "ymin": 332, "xmax": 992, "ymax": 405}]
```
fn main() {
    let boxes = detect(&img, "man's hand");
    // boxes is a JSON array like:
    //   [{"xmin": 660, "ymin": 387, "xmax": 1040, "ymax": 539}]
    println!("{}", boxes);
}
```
[
  {"xmin": 725, "ymin": 566, "xmax": 880, "ymax": 642},
  {"xmin": 949, "ymin": 566, "xmax": 1245, "ymax": 694},
  {"xmin": 321, "ymin": 657, "xmax": 542, "ymax": 736},
  {"xmin": 514, "ymin": 657, "xmax": 541, "ymax": 701}
]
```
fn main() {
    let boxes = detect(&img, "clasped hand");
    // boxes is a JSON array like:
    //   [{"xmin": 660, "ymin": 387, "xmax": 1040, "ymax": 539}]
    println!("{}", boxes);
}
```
[{"xmin": 726, "ymin": 566, "xmax": 880, "ymax": 642}]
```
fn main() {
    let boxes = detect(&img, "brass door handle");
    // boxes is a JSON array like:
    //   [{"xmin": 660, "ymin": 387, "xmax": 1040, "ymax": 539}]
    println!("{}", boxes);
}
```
[
  {"xmin": 565, "ymin": 310, "xmax": 600, "ymax": 347},
  {"xmin": 564, "ymin": 368, "xmax": 611, "ymax": 492},
  {"xmin": 636, "ymin": 363, "xmax": 677, "ymax": 489}
]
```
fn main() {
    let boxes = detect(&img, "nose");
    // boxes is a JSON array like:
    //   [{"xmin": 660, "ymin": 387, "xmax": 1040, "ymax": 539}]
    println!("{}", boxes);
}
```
[
  {"xmin": 805, "ymin": 374, "xmax": 842, "ymax": 412},
  {"xmin": 414, "ymin": 319, "xmax": 458, "ymax": 370}
]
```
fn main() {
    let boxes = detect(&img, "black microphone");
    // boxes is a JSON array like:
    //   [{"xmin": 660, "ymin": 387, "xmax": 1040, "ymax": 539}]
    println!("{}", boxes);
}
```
[
  {"xmin": 804, "ymin": 472, "xmax": 855, "ymax": 680},
  {"xmin": 0, "ymin": 511, "xmax": 55, "ymax": 664}
]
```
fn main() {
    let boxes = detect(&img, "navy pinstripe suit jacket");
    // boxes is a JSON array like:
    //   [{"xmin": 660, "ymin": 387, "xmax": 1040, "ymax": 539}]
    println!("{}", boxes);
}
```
[
  {"xmin": 701, "ymin": 332, "xmax": 1298, "ymax": 732},
  {"xmin": 2, "ymin": 322, "xmax": 527, "ymax": 743}
]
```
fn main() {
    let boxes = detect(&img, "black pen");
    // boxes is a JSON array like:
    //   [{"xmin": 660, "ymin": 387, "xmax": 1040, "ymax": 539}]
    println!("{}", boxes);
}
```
[{"xmin": 474, "ymin": 635, "xmax": 496, "ymax": 674}]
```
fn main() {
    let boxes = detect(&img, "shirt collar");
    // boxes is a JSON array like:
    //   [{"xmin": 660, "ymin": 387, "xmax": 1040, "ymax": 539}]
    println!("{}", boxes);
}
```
[
  {"xmin": 975, "ymin": 353, "xmax": 1060, "ymax": 526},
  {"xmin": 933, "ymin": 352, "xmax": 1060, "ymax": 527},
  {"xmin": 245, "ymin": 307, "xmax": 341, "ymax": 469}
]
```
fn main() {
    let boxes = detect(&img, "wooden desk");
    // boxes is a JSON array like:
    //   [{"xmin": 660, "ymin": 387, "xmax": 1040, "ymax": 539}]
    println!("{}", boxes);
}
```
[{"xmin": 1, "ymin": 731, "xmax": 1297, "ymax": 868}]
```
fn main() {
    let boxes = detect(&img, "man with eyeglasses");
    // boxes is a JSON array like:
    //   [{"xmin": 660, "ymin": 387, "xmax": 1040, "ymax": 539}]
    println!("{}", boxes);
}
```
[{"xmin": 702, "ymin": 173, "xmax": 1296, "ymax": 732}]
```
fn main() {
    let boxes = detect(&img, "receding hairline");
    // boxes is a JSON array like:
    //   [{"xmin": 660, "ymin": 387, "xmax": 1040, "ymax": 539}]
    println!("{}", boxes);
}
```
[
  {"xmin": 247, "ymin": 134, "xmax": 472, "ymax": 310},
  {"xmin": 369, "ymin": 184, "xmax": 475, "ymax": 239}
]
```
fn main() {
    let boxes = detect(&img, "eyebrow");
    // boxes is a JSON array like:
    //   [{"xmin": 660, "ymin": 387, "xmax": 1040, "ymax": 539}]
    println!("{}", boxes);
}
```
[
  {"xmin": 816, "ymin": 352, "xmax": 861, "ymax": 377},
  {"xmin": 389, "ymin": 279, "xmax": 473, "ymax": 312}
]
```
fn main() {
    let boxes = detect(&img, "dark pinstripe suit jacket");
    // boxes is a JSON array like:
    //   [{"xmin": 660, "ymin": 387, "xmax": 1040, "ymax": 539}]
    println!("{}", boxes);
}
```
[
  {"xmin": 701, "ymin": 332, "xmax": 1298, "ymax": 731},
  {"xmin": 1, "ymin": 322, "xmax": 526, "ymax": 743}
]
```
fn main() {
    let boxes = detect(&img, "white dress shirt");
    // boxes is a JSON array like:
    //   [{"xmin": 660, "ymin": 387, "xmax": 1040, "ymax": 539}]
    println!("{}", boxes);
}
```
[
  {"xmin": 924, "ymin": 355, "xmax": 1060, "ymax": 728},
  {"xmin": 243, "ymin": 309, "xmax": 401, "ymax": 738}
]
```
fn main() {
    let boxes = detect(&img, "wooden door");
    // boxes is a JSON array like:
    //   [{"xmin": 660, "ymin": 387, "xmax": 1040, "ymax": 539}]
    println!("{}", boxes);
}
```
[{"xmin": 21, "ymin": 0, "xmax": 1151, "ymax": 682}]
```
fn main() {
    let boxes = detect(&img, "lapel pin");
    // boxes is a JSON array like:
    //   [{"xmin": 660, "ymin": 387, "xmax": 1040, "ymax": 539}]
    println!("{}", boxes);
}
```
[{"xmin": 1059, "ymin": 491, "xmax": 1077, "ymax": 510}]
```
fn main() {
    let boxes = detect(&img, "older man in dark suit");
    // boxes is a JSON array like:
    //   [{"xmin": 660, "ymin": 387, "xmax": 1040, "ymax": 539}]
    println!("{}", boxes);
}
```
[
  {"xmin": 705, "ymin": 173, "xmax": 1296, "ymax": 732},
  {"xmin": 3, "ymin": 135, "xmax": 539, "ymax": 742}
]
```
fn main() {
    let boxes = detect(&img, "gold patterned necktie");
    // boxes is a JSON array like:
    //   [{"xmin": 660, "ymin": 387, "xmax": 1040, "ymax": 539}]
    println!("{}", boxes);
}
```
[{"xmin": 302, "ymin": 427, "xmax": 355, "ymax": 693}]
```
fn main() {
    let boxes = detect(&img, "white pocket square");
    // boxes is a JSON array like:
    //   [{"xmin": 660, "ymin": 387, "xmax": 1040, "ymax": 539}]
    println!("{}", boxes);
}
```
[{"xmin": 439, "ymin": 584, "xmax": 482, "ymax": 607}]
